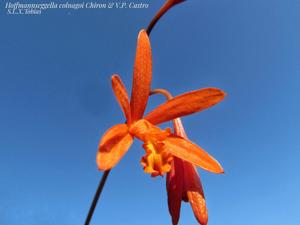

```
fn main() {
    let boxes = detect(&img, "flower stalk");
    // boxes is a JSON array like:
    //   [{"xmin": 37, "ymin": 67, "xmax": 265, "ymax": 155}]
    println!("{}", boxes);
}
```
[
  {"xmin": 147, "ymin": 0, "xmax": 186, "ymax": 35},
  {"xmin": 84, "ymin": 170, "xmax": 111, "ymax": 225}
]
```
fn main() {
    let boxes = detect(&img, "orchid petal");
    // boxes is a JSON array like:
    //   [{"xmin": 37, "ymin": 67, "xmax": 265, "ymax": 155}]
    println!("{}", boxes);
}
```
[
  {"xmin": 163, "ymin": 136, "xmax": 224, "ymax": 174},
  {"xmin": 130, "ymin": 30, "xmax": 152, "ymax": 121},
  {"xmin": 111, "ymin": 75, "xmax": 131, "ymax": 123},
  {"xmin": 145, "ymin": 88, "xmax": 226, "ymax": 125},
  {"xmin": 187, "ymin": 191, "xmax": 208, "ymax": 225},
  {"xmin": 167, "ymin": 157, "xmax": 184, "ymax": 225},
  {"xmin": 183, "ymin": 162, "xmax": 208, "ymax": 225},
  {"xmin": 97, "ymin": 124, "xmax": 133, "ymax": 170}
]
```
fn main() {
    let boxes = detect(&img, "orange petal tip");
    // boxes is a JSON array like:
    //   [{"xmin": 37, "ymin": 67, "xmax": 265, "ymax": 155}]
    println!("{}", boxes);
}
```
[{"xmin": 138, "ymin": 29, "xmax": 148, "ymax": 37}]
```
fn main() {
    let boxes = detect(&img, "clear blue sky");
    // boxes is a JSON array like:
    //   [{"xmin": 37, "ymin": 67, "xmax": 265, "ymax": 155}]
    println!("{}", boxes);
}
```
[{"xmin": 1, "ymin": 0, "xmax": 300, "ymax": 224}]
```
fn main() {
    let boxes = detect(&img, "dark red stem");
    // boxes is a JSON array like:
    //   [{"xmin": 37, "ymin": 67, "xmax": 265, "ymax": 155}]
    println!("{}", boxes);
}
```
[{"xmin": 84, "ymin": 170, "xmax": 111, "ymax": 225}]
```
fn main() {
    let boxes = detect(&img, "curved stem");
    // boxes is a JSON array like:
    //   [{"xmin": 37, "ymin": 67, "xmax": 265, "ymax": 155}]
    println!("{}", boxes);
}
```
[
  {"xmin": 147, "ymin": 1, "xmax": 173, "ymax": 35},
  {"xmin": 84, "ymin": 170, "xmax": 111, "ymax": 225},
  {"xmin": 150, "ymin": 88, "xmax": 173, "ymax": 100},
  {"xmin": 147, "ymin": 0, "xmax": 185, "ymax": 35}
]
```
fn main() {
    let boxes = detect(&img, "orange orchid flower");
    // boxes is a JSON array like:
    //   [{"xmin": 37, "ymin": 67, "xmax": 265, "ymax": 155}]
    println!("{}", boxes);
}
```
[
  {"xmin": 167, "ymin": 118, "xmax": 208, "ymax": 225},
  {"xmin": 97, "ymin": 29, "xmax": 226, "ymax": 177}
]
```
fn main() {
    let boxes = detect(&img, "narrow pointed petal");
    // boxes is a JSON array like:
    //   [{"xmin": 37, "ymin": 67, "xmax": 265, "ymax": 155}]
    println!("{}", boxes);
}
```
[
  {"xmin": 97, "ymin": 124, "xmax": 133, "ymax": 170},
  {"xmin": 111, "ymin": 75, "xmax": 131, "ymax": 123},
  {"xmin": 145, "ymin": 88, "xmax": 226, "ymax": 125},
  {"xmin": 163, "ymin": 136, "xmax": 224, "ymax": 174},
  {"xmin": 187, "ymin": 191, "xmax": 208, "ymax": 225},
  {"xmin": 167, "ymin": 158, "xmax": 184, "ymax": 225},
  {"xmin": 130, "ymin": 30, "xmax": 152, "ymax": 121},
  {"xmin": 184, "ymin": 162, "xmax": 208, "ymax": 225}
]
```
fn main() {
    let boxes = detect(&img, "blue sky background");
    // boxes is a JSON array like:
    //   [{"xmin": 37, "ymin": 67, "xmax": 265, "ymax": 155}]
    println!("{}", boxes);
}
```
[{"xmin": 1, "ymin": 0, "xmax": 300, "ymax": 224}]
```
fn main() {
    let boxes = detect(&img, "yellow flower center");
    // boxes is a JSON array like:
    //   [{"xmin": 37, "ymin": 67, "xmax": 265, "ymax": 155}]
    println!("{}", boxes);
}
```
[
  {"xmin": 141, "ymin": 141, "xmax": 173, "ymax": 177},
  {"xmin": 128, "ymin": 119, "xmax": 174, "ymax": 176}
]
